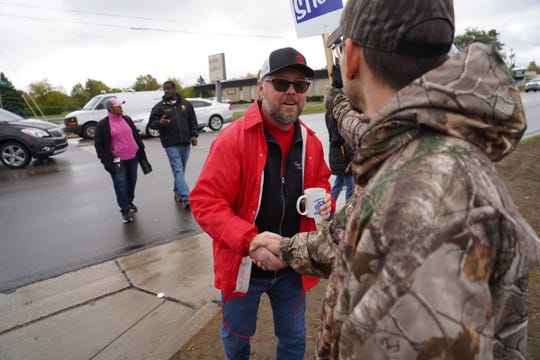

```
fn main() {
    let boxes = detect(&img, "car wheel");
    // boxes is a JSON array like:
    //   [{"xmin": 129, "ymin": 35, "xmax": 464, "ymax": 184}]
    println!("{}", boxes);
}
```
[
  {"xmin": 82, "ymin": 123, "xmax": 96, "ymax": 140},
  {"xmin": 0, "ymin": 141, "xmax": 31, "ymax": 169},
  {"xmin": 208, "ymin": 115, "xmax": 223, "ymax": 131},
  {"xmin": 146, "ymin": 125, "xmax": 160, "ymax": 138}
]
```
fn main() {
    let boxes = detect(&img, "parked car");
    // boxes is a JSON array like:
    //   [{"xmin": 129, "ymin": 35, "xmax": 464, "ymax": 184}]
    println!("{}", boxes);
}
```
[
  {"xmin": 64, "ymin": 91, "xmax": 163, "ymax": 139},
  {"xmin": 135, "ymin": 97, "xmax": 234, "ymax": 137},
  {"xmin": 207, "ymin": 96, "xmax": 232, "ymax": 104},
  {"xmin": 0, "ymin": 108, "xmax": 68, "ymax": 169},
  {"xmin": 188, "ymin": 97, "xmax": 233, "ymax": 131},
  {"xmin": 525, "ymin": 77, "xmax": 540, "ymax": 92}
]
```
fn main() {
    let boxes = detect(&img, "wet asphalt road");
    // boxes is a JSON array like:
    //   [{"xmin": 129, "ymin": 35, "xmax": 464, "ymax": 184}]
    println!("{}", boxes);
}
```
[
  {"xmin": 1, "ymin": 93, "xmax": 539, "ymax": 293},
  {"xmin": 0, "ymin": 135, "xmax": 203, "ymax": 293}
]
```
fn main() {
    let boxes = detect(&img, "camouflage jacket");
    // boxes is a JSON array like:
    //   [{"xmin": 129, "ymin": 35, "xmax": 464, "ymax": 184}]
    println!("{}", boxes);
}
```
[{"xmin": 281, "ymin": 43, "xmax": 540, "ymax": 359}]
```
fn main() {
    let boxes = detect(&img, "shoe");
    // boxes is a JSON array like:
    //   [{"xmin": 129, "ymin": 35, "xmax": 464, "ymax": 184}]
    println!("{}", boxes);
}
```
[
  {"xmin": 129, "ymin": 203, "xmax": 138, "ymax": 213},
  {"xmin": 182, "ymin": 200, "xmax": 190, "ymax": 210},
  {"xmin": 121, "ymin": 211, "xmax": 133, "ymax": 223},
  {"xmin": 174, "ymin": 193, "xmax": 181, "ymax": 202}
]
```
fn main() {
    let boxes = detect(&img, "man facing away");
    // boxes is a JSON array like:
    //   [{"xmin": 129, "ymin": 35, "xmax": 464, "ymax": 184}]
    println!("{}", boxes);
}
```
[
  {"xmin": 190, "ymin": 47, "xmax": 335, "ymax": 359},
  {"xmin": 149, "ymin": 81, "xmax": 198, "ymax": 209},
  {"xmin": 249, "ymin": 0, "xmax": 540, "ymax": 358}
]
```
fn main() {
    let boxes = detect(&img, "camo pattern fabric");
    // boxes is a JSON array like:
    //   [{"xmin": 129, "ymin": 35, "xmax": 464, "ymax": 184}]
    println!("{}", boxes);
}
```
[{"xmin": 281, "ymin": 43, "xmax": 540, "ymax": 359}]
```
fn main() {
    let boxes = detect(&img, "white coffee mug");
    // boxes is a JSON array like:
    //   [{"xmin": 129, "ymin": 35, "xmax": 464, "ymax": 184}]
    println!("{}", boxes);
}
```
[{"xmin": 296, "ymin": 187, "xmax": 326, "ymax": 218}]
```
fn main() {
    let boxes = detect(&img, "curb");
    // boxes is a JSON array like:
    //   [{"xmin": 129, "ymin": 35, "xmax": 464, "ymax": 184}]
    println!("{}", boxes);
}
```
[{"xmin": 149, "ymin": 302, "xmax": 221, "ymax": 359}]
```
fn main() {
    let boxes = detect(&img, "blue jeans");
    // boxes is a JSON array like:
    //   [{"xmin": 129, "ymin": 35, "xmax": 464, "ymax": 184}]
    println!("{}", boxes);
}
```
[
  {"xmin": 221, "ymin": 268, "xmax": 306, "ymax": 360},
  {"xmin": 164, "ymin": 145, "xmax": 191, "ymax": 200},
  {"xmin": 110, "ymin": 156, "xmax": 138, "ymax": 213},
  {"xmin": 331, "ymin": 174, "xmax": 355, "ymax": 202}
]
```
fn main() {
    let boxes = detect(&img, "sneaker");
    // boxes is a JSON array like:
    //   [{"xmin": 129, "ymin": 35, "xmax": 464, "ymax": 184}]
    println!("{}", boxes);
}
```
[
  {"xmin": 182, "ymin": 200, "xmax": 190, "ymax": 210},
  {"xmin": 129, "ymin": 203, "xmax": 138, "ymax": 213},
  {"xmin": 121, "ymin": 211, "xmax": 133, "ymax": 223},
  {"xmin": 174, "ymin": 193, "xmax": 181, "ymax": 203}
]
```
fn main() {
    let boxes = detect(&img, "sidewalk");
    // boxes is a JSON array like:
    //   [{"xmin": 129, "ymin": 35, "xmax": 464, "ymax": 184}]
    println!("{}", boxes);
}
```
[{"xmin": 0, "ymin": 232, "xmax": 221, "ymax": 360}]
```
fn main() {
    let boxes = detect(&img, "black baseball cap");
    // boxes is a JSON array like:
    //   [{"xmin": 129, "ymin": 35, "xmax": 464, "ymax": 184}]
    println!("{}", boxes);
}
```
[{"xmin": 259, "ymin": 47, "xmax": 315, "ymax": 79}]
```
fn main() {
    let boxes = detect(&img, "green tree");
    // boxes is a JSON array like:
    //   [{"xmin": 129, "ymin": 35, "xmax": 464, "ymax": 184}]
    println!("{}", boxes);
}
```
[
  {"xmin": 179, "ymin": 86, "xmax": 196, "ymax": 98},
  {"xmin": 132, "ymin": 74, "xmax": 159, "ymax": 91},
  {"xmin": 27, "ymin": 79, "xmax": 70, "ymax": 115},
  {"xmin": 40, "ymin": 91, "xmax": 69, "ymax": 115},
  {"xmin": 528, "ymin": 61, "xmax": 540, "ymax": 74},
  {"xmin": 69, "ymin": 83, "xmax": 88, "ymax": 109},
  {"xmin": 454, "ymin": 27, "xmax": 504, "ymax": 52},
  {"xmin": 84, "ymin": 79, "xmax": 110, "ymax": 98},
  {"xmin": 28, "ymin": 79, "xmax": 55, "ymax": 99},
  {"xmin": 0, "ymin": 73, "xmax": 30, "ymax": 116},
  {"xmin": 196, "ymin": 75, "xmax": 206, "ymax": 85}
]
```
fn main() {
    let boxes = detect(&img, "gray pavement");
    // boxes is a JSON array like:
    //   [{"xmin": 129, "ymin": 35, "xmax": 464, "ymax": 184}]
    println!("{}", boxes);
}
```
[{"xmin": 0, "ymin": 232, "xmax": 221, "ymax": 360}]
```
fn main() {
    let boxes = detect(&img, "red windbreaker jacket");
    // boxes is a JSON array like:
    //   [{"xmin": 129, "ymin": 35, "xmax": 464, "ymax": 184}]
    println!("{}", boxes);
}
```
[{"xmin": 190, "ymin": 102, "xmax": 334, "ymax": 299}]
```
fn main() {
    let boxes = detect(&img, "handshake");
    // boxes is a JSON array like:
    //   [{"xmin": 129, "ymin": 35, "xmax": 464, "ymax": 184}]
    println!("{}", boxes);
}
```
[{"xmin": 248, "ymin": 232, "xmax": 287, "ymax": 271}]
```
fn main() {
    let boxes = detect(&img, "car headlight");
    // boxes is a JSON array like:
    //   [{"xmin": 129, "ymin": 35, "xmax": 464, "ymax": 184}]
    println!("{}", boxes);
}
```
[
  {"xmin": 65, "ymin": 117, "xmax": 78, "ymax": 126},
  {"xmin": 21, "ymin": 128, "xmax": 49, "ymax": 137}
]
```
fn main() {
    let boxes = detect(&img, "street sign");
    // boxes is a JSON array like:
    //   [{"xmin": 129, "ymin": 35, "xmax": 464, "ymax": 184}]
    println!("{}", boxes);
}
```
[
  {"xmin": 290, "ymin": 0, "xmax": 343, "ymax": 38},
  {"xmin": 208, "ymin": 53, "xmax": 226, "ymax": 82}
]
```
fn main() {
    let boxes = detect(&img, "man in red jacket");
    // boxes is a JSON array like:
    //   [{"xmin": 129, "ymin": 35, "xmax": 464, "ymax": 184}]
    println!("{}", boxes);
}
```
[{"xmin": 190, "ymin": 47, "xmax": 335, "ymax": 359}]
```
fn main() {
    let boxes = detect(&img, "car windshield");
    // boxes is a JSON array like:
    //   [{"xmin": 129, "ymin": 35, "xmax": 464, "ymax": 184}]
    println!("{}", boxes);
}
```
[
  {"xmin": 82, "ymin": 96, "xmax": 103, "ymax": 110},
  {"xmin": 0, "ymin": 108, "xmax": 24, "ymax": 122}
]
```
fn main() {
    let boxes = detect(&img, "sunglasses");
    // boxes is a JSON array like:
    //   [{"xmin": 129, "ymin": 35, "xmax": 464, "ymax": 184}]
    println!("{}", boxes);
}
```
[{"xmin": 263, "ymin": 79, "xmax": 311, "ymax": 93}]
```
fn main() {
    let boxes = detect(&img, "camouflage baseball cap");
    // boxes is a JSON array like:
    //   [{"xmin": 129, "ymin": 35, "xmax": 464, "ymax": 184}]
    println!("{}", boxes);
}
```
[{"xmin": 328, "ymin": 0, "xmax": 454, "ymax": 57}]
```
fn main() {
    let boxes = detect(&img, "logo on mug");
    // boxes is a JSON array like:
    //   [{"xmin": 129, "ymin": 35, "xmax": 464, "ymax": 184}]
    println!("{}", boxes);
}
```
[{"xmin": 314, "ymin": 198, "xmax": 324, "ymax": 215}]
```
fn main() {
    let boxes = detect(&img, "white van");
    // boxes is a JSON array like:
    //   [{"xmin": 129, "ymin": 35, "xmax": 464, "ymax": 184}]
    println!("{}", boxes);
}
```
[{"xmin": 63, "ymin": 90, "xmax": 163, "ymax": 139}]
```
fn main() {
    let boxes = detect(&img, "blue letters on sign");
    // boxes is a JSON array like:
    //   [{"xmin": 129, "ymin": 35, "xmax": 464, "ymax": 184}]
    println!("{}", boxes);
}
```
[{"xmin": 293, "ymin": 0, "xmax": 342, "ymax": 24}]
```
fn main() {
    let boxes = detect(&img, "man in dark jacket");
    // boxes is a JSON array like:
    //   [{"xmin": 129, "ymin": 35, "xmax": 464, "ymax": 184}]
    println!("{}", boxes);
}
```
[
  {"xmin": 149, "ymin": 81, "xmax": 198, "ymax": 209},
  {"xmin": 325, "ymin": 64, "xmax": 354, "ymax": 205}
]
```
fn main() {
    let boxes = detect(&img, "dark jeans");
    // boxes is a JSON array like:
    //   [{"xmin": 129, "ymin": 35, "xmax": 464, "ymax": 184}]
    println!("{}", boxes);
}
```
[
  {"xmin": 331, "ymin": 174, "xmax": 355, "ymax": 202},
  {"xmin": 110, "ymin": 156, "xmax": 138, "ymax": 213},
  {"xmin": 220, "ymin": 267, "xmax": 306, "ymax": 360}
]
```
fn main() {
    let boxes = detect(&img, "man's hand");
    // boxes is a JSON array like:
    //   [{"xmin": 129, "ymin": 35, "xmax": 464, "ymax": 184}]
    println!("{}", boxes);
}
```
[
  {"xmin": 191, "ymin": 136, "xmax": 198, "ymax": 146},
  {"xmin": 249, "ymin": 232, "xmax": 282, "ymax": 256},
  {"xmin": 249, "ymin": 232, "xmax": 285, "ymax": 270},
  {"xmin": 320, "ymin": 193, "xmax": 333, "ymax": 220},
  {"xmin": 159, "ymin": 115, "xmax": 170, "ymax": 126}
]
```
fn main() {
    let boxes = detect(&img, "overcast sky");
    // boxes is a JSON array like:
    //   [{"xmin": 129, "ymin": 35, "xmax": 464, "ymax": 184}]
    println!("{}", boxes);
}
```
[{"xmin": 1, "ymin": 0, "xmax": 539, "ymax": 93}]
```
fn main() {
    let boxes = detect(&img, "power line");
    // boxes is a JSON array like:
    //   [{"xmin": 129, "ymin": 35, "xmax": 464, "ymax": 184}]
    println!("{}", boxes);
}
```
[
  {"xmin": 0, "ymin": 13, "xmax": 289, "ymax": 39},
  {"xmin": 0, "ymin": 1, "xmax": 291, "ymax": 35}
]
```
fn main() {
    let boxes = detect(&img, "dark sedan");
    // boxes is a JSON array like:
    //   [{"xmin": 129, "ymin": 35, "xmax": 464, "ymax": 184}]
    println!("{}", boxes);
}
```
[{"xmin": 0, "ymin": 108, "xmax": 68, "ymax": 169}]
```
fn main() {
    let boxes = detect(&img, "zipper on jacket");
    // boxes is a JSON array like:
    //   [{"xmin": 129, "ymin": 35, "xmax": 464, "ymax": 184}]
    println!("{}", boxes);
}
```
[{"xmin": 279, "ymin": 175, "xmax": 286, "ymax": 236}]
